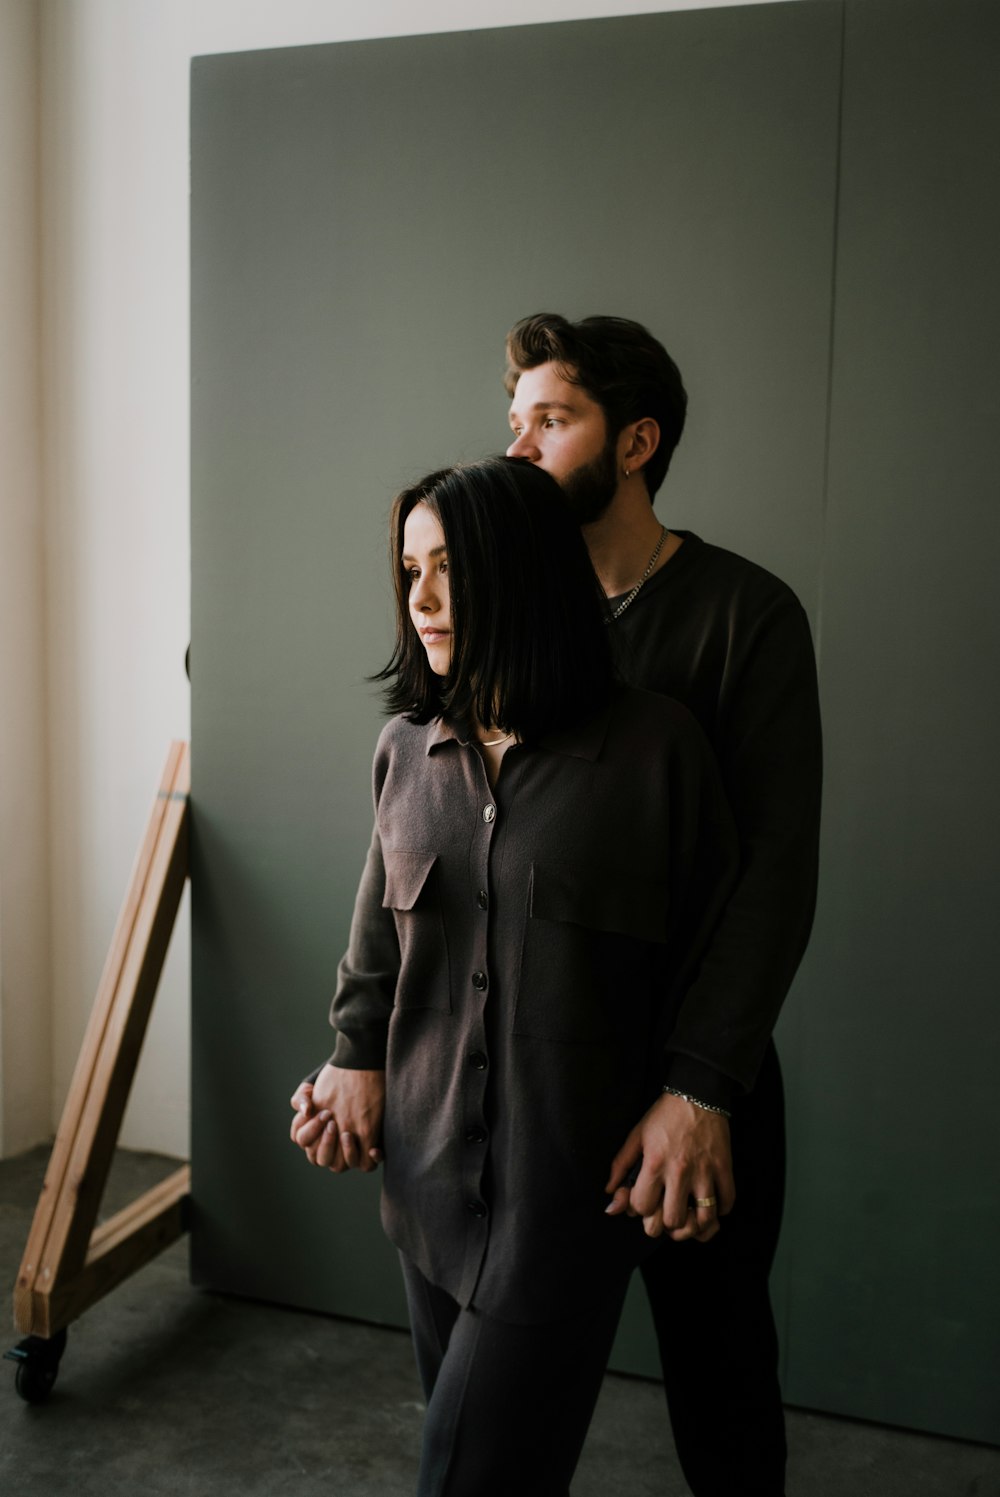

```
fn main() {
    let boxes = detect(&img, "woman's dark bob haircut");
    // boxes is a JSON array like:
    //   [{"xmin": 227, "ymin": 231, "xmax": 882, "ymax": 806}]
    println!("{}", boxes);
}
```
[{"xmin": 375, "ymin": 456, "xmax": 614, "ymax": 741}]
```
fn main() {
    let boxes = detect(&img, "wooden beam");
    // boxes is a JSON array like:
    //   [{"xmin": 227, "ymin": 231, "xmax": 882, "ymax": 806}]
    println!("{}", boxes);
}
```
[
  {"xmin": 13, "ymin": 742, "xmax": 190, "ymax": 1338},
  {"xmin": 39, "ymin": 1168, "xmax": 191, "ymax": 1339}
]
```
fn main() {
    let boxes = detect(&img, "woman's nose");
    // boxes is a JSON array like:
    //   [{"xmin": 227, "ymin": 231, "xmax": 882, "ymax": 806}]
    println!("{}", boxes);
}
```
[{"xmin": 411, "ymin": 576, "xmax": 435, "ymax": 612}]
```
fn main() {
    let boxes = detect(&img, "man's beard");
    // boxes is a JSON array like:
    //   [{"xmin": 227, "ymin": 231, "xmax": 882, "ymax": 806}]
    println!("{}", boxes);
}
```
[{"xmin": 559, "ymin": 438, "xmax": 618, "ymax": 525}]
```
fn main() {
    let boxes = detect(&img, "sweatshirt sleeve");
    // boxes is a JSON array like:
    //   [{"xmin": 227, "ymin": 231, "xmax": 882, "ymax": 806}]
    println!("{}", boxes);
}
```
[{"xmin": 662, "ymin": 592, "xmax": 822, "ymax": 1103}]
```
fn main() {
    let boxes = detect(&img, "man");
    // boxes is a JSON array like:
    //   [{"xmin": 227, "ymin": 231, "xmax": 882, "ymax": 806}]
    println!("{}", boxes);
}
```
[
  {"xmin": 293, "ymin": 313, "xmax": 821, "ymax": 1495},
  {"xmin": 502, "ymin": 313, "xmax": 822, "ymax": 1497}
]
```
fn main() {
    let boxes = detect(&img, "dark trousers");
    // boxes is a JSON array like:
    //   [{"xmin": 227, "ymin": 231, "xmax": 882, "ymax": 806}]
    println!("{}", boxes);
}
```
[
  {"xmin": 400, "ymin": 1254, "xmax": 631, "ymax": 1497},
  {"xmin": 640, "ymin": 1040, "xmax": 787, "ymax": 1497}
]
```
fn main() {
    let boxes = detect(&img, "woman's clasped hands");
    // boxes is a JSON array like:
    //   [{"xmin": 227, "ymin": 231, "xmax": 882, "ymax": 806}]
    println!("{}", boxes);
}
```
[{"xmin": 289, "ymin": 1064, "xmax": 386, "ymax": 1173}]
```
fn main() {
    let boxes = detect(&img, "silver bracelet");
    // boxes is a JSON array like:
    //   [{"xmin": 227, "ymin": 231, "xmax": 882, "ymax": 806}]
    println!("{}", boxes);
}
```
[{"xmin": 662, "ymin": 1085, "xmax": 731, "ymax": 1119}]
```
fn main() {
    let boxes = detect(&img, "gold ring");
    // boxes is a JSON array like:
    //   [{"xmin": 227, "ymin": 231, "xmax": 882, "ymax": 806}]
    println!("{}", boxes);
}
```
[{"xmin": 693, "ymin": 1196, "xmax": 717, "ymax": 1208}]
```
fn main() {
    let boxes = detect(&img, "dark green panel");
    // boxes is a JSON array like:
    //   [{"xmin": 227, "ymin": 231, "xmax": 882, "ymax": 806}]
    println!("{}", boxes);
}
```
[
  {"xmin": 190, "ymin": 4, "xmax": 841, "ymax": 1375},
  {"xmin": 779, "ymin": 0, "xmax": 1000, "ymax": 1441}
]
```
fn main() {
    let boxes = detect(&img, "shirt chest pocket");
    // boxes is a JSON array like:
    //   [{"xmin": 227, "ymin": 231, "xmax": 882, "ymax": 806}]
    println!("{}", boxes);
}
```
[
  {"xmin": 382, "ymin": 849, "xmax": 452, "ymax": 1014},
  {"xmin": 512, "ymin": 861, "xmax": 670, "ymax": 1044}
]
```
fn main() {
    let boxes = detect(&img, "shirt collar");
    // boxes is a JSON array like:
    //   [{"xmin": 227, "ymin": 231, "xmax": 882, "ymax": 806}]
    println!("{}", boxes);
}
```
[
  {"xmin": 425, "ymin": 717, "xmax": 464, "ymax": 755},
  {"xmin": 423, "ymin": 693, "xmax": 615, "ymax": 763}
]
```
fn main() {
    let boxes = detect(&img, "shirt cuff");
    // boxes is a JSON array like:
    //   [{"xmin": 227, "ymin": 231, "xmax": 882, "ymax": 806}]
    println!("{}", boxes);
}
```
[{"xmin": 328, "ymin": 1026, "xmax": 389, "ymax": 1071}]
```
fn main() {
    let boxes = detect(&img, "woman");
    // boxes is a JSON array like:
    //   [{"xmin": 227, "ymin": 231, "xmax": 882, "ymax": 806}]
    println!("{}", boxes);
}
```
[{"xmin": 291, "ymin": 457, "xmax": 737, "ymax": 1495}]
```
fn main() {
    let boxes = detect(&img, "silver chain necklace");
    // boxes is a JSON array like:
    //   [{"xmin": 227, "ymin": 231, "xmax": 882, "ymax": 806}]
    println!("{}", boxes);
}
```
[{"xmin": 606, "ymin": 525, "xmax": 669, "ymax": 622}]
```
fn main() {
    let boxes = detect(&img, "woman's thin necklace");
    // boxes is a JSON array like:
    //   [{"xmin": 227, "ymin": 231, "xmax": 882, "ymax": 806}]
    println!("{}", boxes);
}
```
[
  {"xmin": 607, "ymin": 525, "xmax": 669, "ymax": 622},
  {"xmin": 479, "ymin": 730, "xmax": 515, "ymax": 748}
]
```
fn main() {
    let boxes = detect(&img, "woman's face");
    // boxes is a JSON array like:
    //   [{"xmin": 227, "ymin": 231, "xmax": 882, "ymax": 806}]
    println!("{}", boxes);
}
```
[{"xmin": 403, "ymin": 502, "xmax": 452, "ymax": 676}]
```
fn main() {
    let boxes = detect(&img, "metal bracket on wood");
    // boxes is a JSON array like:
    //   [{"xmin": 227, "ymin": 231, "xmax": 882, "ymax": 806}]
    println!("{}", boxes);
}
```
[{"xmin": 9, "ymin": 742, "xmax": 191, "ymax": 1398}]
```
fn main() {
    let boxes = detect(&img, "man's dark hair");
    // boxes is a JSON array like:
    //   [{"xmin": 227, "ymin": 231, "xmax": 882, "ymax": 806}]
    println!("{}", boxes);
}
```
[
  {"xmin": 375, "ymin": 456, "xmax": 614, "ymax": 739},
  {"xmin": 504, "ymin": 313, "xmax": 687, "ymax": 498}
]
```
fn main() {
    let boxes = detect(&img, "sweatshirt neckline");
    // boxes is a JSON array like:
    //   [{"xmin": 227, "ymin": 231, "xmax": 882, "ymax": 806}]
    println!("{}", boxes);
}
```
[{"xmin": 604, "ymin": 529, "xmax": 702, "ymax": 613}]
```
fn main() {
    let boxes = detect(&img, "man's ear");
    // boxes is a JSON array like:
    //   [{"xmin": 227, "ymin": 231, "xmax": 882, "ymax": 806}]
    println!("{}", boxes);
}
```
[{"xmin": 619, "ymin": 417, "xmax": 660, "ymax": 476}]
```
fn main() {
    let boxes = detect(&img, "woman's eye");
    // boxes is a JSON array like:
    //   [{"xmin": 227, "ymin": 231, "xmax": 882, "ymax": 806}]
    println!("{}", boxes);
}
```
[{"xmin": 439, "ymin": 561, "xmax": 448, "ymax": 575}]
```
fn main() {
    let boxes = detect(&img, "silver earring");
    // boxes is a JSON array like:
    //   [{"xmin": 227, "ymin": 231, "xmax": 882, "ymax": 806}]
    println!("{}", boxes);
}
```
[{"xmin": 623, "ymin": 467, "xmax": 631, "ymax": 479}]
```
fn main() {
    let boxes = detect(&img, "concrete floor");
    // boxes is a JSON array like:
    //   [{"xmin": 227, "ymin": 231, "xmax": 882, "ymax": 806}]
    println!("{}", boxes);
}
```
[{"xmin": 1, "ymin": 1147, "xmax": 997, "ymax": 1496}]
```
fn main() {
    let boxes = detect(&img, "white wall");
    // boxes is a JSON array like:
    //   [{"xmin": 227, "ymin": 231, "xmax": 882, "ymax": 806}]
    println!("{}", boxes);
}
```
[
  {"xmin": 1, "ymin": 0, "xmax": 796, "ymax": 1160},
  {"xmin": 39, "ymin": 0, "xmax": 195, "ymax": 1158},
  {"xmin": 0, "ymin": 0, "xmax": 51, "ymax": 1157}
]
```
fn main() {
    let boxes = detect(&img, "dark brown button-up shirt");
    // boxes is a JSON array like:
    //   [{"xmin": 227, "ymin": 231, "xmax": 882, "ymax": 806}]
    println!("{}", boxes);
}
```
[{"xmin": 328, "ymin": 686, "xmax": 737, "ymax": 1323}]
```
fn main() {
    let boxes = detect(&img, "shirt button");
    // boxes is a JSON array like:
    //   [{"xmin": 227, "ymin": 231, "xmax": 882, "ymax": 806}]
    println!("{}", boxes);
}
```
[
  {"xmin": 468, "ymin": 1051, "xmax": 488, "ymax": 1071},
  {"xmin": 465, "ymin": 1126, "xmax": 487, "ymax": 1145},
  {"xmin": 466, "ymin": 1199, "xmax": 488, "ymax": 1218},
  {"xmin": 471, "ymin": 970, "xmax": 488, "ymax": 991},
  {"xmin": 483, "ymin": 804, "xmax": 496, "ymax": 823},
  {"xmin": 476, "ymin": 889, "xmax": 488, "ymax": 910}
]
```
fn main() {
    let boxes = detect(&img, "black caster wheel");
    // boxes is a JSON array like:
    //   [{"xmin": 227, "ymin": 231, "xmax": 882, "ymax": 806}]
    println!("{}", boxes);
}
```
[{"xmin": 4, "ymin": 1328, "xmax": 68, "ymax": 1405}]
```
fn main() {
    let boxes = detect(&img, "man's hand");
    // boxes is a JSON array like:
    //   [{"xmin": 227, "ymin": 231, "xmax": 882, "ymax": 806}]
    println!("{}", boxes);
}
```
[
  {"xmin": 289, "ymin": 1065, "xmax": 385, "ymax": 1173},
  {"xmin": 605, "ymin": 1092, "xmax": 735, "ymax": 1243}
]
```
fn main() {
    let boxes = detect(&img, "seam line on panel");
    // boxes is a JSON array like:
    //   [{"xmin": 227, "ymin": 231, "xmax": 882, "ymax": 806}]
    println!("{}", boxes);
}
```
[
  {"xmin": 782, "ymin": 0, "xmax": 849, "ymax": 1401},
  {"xmin": 812, "ymin": 0, "xmax": 848, "ymax": 678}
]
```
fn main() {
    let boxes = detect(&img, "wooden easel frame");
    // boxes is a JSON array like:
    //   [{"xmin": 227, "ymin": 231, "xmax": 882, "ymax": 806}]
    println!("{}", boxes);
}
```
[{"xmin": 13, "ymin": 741, "xmax": 191, "ymax": 1341}]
